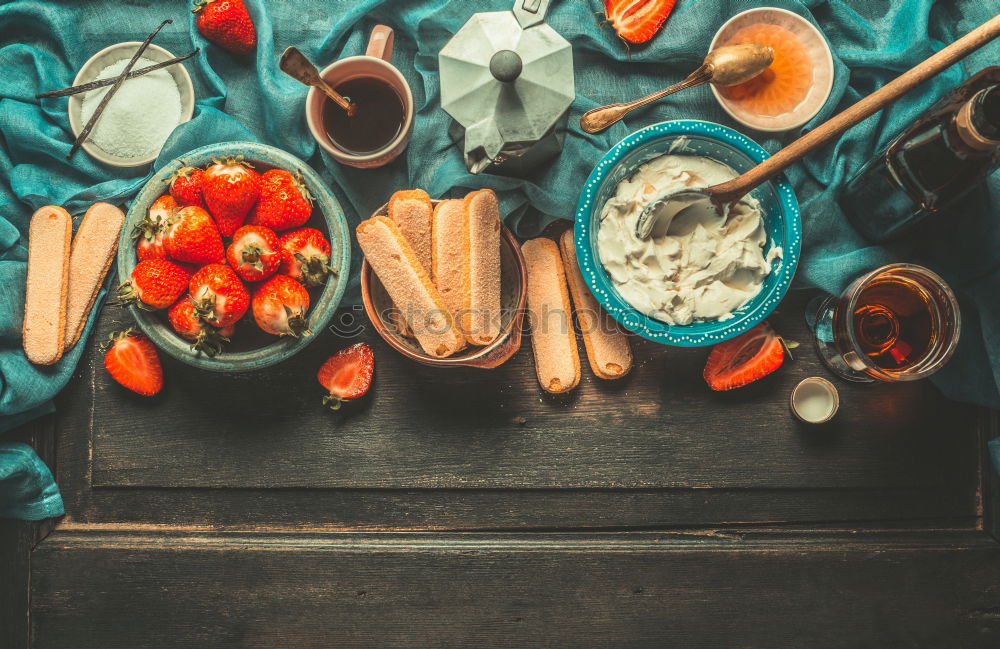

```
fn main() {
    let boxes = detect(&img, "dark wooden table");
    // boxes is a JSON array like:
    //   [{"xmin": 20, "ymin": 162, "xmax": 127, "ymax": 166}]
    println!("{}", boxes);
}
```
[{"xmin": 4, "ymin": 290, "xmax": 1000, "ymax": 648}]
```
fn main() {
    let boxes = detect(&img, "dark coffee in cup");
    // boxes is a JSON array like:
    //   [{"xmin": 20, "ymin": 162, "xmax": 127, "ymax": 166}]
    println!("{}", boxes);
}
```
[
  {"xmin": 305, "ymin": 25, "xmax": 414, "ymax": 168},
  {"xmin": 322, "ymin": 77, "xmax": 405, "ymax": 155}
]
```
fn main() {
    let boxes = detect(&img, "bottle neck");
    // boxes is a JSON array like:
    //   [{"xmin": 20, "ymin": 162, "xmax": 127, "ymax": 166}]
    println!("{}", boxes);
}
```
[{"xmin": 954, "ymin": 85, "xmax": 1000, "ymax": 152}]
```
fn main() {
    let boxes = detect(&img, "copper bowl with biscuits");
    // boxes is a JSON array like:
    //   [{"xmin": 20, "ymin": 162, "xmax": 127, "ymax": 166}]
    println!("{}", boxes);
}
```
[{"xmin": 359, "ymin": 195, "xmax": 527, "ymax": 369}]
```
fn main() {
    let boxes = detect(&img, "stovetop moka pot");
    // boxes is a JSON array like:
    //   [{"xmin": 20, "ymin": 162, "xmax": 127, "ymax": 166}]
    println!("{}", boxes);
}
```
[{"xmin": 439, "ymin": 0, "xmax": 576, "ymax": 176}]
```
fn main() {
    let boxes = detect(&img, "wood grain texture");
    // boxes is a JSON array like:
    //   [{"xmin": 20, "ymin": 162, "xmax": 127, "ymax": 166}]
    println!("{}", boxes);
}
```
[
  {"xmin": 78, "ymin": 295, "xmax": 979, "ymax": 492},
  {"xmin": 983, "ymin": 410, "xmax": 1000, "ymax": 541},
  {"xmin": 0, "ymin": 519, "xmax": 31, "ymax": 649},
  {"xmin": 45, "ymin": 291, "xmax": 982, "ymax": 529},
  {"xmin": 1, "ymin": 416, "xmax": 57, "ymax": 649},
  {"xmin": 30, "ymin": 529, "xmax": 1000, "ymax": 649}
]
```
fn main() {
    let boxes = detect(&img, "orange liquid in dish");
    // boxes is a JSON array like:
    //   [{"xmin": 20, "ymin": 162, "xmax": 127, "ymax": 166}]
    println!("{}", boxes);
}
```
[{"xmin": 719, "ymin": 24, "xmax": 814, "ymax": 117}]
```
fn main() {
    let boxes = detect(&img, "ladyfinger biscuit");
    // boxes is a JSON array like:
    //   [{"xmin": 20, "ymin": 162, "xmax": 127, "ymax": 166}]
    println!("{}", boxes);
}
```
[
  {"xmin": 387, "ymin": 190, "xmax": 432, "ymax": 338},
  {"xmin": 23, "ymin": 206, "xmax": 72, "ymax": 365},
  {"xmin": 462, "ymin": 189, "xmax": 501, "ymax": 346},
  {"xmin": 64, "ymin": 202, "xmax": 125, "ymax": 351},
  {"xmin": 521, "ymin": 237, "xmax": 580, "ymax": 394},
  {"xmin": 431, "ymin": 199, "xmax": 468, "ymax": 317},
  {"xmin": 558, "ymin": 229, "xmax": 633, "ymax": 380},
  {"xmin": 387, "ymin": 189, "xmax": 432, "ymax": 272},
  {"xmin": 357, "ymin": 216, "xmax": 466, "ymax": 358}
]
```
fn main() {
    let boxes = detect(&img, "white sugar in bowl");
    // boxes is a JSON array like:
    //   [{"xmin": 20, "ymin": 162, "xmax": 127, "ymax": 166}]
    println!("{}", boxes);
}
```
[{"xmin": 67, "ymin": 42, "xmax": 195, "ymax": 168}]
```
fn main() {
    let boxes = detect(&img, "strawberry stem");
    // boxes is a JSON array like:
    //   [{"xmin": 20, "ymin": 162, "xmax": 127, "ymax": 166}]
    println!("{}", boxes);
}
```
[
  {"xmin": 285, "ymin": 311, "xmax": 312, "ymax": 338},
  {"xmin": 322, "ymin": 395, "xmax": 345, "ymax": 411}
]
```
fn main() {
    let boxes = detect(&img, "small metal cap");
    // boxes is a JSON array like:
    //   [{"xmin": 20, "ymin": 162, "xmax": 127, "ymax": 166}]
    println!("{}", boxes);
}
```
[
  {"xmin": 489, "ymin": 50, "xmax": 522, "ymax": 83},
  {"xmin": 790, "ymin": 377, "xmax": 839, "ymax": 424}
]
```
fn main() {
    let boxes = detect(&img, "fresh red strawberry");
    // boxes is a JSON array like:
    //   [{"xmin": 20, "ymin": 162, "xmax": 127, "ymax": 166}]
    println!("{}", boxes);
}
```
[
  {"xmin": 703, "ymin": 323, "xmax": 785, "ymax": 391},
  {"xmin": 104, "ymin": 329, "xmax": 163, "ymax": 397},
  {"xmin": 193, "ymin": 0, "xmax": 256, "ymax": 55},
  {"xmin": 134, "ymin": 195, "xmax": 176, "ymax": 261},
  {"xmin": 277, "ymin": 227, "xmax": 335, "ymax": 287},
  {"xmin": 168, "ymin": 297, "xmax": 231, "ymax": 357},
  {"xmin": 202, "ymin": 157, "xmax": 260, "ymax": 237},
  {"xmin": 317, "ymin": 342, "xmax": 374, "ymax": 410},
  {"xmin": 252, "ymin": 274, "xmax": 311, "ymax": 337},
  {"xmin": 164, "ymin": 205, "xmax": 225, "ymax": 265},
  {"xmin": 247, "ymin": 169, "xmax": 313, "ymax": 232},
  {"xmin": 136, "ymin": 230, "xmax": 168, "ymax": 261},
  {"xmin": 605, "ymin": 0, "xmax": 677, "ymax": 45},
  {"xmin": 118, "ymin": 259, "xmax": 193, "ymax": 310},
  {"xmin": 168, "ymin": 166, "xmax": 207, "ymax": 209},
  {"xmin": 226, "ymin": 225, "xmax": 281, "ymax": 282},
  {"xmin": 189, "ymin": 263, "xmax": 250, "ymax": 329}
]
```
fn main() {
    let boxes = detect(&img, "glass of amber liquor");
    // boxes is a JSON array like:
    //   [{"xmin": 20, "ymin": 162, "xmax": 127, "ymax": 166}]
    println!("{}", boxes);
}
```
[{"xmin": 811, "ymin": 264, "xmax": 960, "ymax": 383}]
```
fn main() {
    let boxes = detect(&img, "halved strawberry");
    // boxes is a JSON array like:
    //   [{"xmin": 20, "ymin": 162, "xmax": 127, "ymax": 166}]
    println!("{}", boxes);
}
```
[
  {"xmin": 317, "ymin": 342, "xmax": 374, "ymax": 410},
  {"xmin": 703, "ymin": 323, "xmax": 785, "ymax": 391},
  {"xmin": 104, "ymin": 329, "xmax": 163, "ymax": 397},
  {"xmin": 605, "ymin": 0, "xmax": 677, "ymax": 45}
]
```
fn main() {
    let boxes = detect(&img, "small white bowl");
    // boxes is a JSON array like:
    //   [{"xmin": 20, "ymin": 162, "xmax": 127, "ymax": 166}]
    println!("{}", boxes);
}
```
[
  {"xmin": 68, "ymin": 42, "xmax": 195, "ymax": 168},
  {"xmin": 709, "ymin": 7, "xmax": 834, "ymax": 133},
  {"xmin": 790, "ymin": 376, "xmax": 840, "ymax": 424}
]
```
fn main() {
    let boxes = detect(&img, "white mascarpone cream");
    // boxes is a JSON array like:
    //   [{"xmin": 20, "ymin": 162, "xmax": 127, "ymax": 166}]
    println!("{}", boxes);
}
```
[{"xmin": 597, "ymin": 154, "xmax": 782, "ymax": 326}]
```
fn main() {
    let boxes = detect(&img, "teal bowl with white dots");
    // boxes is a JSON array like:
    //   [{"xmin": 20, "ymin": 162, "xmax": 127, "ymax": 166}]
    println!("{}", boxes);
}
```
[{"xmin": 574, "ymin": 120, "xmax": 801, "ymax": 347}]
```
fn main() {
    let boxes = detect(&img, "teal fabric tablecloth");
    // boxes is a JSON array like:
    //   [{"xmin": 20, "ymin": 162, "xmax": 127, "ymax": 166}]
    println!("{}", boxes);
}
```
[{"xmin": 2, "ymin": 0, "xmax": 1000, "ymax": 517}]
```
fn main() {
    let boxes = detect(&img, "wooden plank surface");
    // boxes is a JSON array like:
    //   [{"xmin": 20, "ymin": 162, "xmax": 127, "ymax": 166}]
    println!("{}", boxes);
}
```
[
  {"xmin": 0, "ymin": 519, "xmax": 31, "ymax": 649},
  {"xmin": 69, "ymin": 293, "xmax": 978, "ymax": 498},
  {"xmin": 1, "ymin": 416, "xmax": 57, "ymax": 649},
  {"xmin": 30, "ymin": 529, "xmax": 1000, "ymax": 649}
]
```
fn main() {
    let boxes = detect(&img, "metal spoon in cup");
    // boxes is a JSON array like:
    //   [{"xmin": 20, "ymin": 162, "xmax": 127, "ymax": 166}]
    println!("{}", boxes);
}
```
[
  {"xmin": 279, "ymin": 46, "xmax": 356, "ymax": 117},
  {"xmin": 635, "ymin": 12, "xmax": 1000, "ymax": 241},
  {"xmin": 580, "ymin": 43, "xmax": 774, "ymax": 135}
]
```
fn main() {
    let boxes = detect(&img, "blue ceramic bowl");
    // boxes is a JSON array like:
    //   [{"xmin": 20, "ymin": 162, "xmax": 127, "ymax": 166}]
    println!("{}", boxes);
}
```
[
  {"xmin": 574, "ymin": 120, "xmax": 801, "ymax": 347},
  {"xmin": 119, "ymin": 142, "xmax": 351, "ymax": 372}
]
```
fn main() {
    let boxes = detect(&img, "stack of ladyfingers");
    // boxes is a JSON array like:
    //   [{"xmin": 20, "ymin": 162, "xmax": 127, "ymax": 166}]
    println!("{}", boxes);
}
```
[
  {"xmin": 521, "ymin": 230, "xmax": 633, "ymax": 394},
  {"xmin": 357, "ymin": 188, "xmax": 502, "ymax": 358},
  {"xmin": 23, "ymin": 203, "xmax": 124, "ymax": 365}
]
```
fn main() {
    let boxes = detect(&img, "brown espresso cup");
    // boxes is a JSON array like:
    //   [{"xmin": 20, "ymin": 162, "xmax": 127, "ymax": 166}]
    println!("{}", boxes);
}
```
[{"xmin": 306, "ymin": 25, "xmax": 414, "ymax": 168}]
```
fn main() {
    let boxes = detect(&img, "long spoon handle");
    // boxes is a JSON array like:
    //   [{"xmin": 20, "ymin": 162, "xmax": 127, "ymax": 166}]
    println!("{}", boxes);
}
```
[
  {"xmin": 279, "ymin": 47, "xmax": 354, "ymax": 115},
  {"xmin": 580, "ymin": 65, "xmax": 712, "ymax": 134},
  {"xmin": 709, "ymin": 11, "xmax": 1000, "ymax": 204}
]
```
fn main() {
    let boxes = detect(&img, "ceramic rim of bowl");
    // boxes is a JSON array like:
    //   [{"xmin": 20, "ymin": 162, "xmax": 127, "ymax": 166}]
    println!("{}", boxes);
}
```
[
  {"xmin": 118, "ymin": 141, "xmax": 351, "ymax": 372},
  {"xmin": 573, "ymin": 119, "xmax": 801, "ymax": 347},
  {"xmin": 68, "ymin": 41, "xmax": 196, "ymax": 168},
  {"xmin": 359, "ymin": 199, "xmax": 528, "ymax": 367},
  {"xmin": 709, "ymin": 7, "xmax": 835, "ymax": 133}
]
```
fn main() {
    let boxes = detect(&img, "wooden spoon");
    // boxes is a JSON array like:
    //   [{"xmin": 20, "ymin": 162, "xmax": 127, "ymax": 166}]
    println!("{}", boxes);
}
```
[
  {"xmin": 279, "ymin": 46, "xmax": 356, "ymax": 117},
  {"xmin": 580, "ymin": 43, "xmax": 774, "ymax": 134},
  {"xmin": 636, "ymin": 12, "xmax": 1000, "ymax": 240}
]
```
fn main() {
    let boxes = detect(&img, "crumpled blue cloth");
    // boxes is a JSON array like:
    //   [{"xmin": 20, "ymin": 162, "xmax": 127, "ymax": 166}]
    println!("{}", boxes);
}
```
[
  {"xmin": 0, "ymin": 442, "xmax": 63, "ymax": 520},
  {"xmin": 1, "ymin": 0, "xmax": 999, "ymax": 504}
]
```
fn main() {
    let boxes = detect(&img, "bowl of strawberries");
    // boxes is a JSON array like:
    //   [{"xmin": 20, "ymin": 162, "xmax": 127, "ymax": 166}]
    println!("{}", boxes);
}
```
[{"xmin": 118, "ymin": 141, "xmax": 351, "ymax": 372}]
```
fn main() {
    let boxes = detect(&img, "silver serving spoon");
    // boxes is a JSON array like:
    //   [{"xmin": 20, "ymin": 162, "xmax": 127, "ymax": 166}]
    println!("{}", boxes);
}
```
[
  {"xmin": 634, "ymin": 12, "xmax": 1000, "ymax": 240},
  {"xmin": 580, "ymin": 43, "xmax": 774, "ymax": 135}
]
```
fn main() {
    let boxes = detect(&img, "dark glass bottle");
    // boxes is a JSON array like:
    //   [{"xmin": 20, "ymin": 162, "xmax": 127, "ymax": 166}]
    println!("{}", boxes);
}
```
[{"xmin": 841, "ymin": 67, "xmax": 1000, "ymax": 243}]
